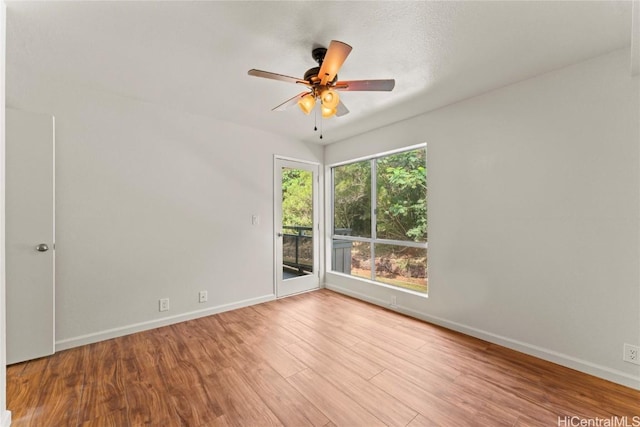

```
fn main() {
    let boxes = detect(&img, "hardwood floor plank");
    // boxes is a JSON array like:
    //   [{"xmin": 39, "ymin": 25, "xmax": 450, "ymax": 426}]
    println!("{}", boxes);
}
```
[
  {"xmin": 448, "ymin": 372, "xmax": 547, "ymax": 420},
  {"xmin": 285, "ymin": 341, "xmax": 417, "ymax": 427},
  {"xmin": 77, "ymin": 340, "xmax": 127, "ymax": 424},
  {"xmin": 236, "ymin": 362, "xmax": 330, "ymax": 427},
  {"xmin": 369, "ymin": 369, "xmax": 477, "ymax": 426},
  {"xmin": 78, "ymin": 381, "xmax": 128, "ymax": 424},
  {"xmin": 78, "ymin": 408, "xmax": 130, "ymax": 427},
  {"xmin": 7, "ymin": 289, "xmax": 640, "ymax": 426},
  {"xmin": 122, "ymin": 380, "xmax": 175, "ymax": 426},
  {"xmin": 205, "ymin": 366, "xmax": 284, "ymax": 426},
  {"xmin": 30, "ymin": 346, "xmax": 87, "ymax": 426},
  {"xmin": 6, "ymin": 357, "xmax": 49, "ymax": 425},
  {"xmin": 287, "ymin": 368, "xmax": 386, "ymax": 427},
  {"xmin": 514, "ymin": 409, "xmax": 563, "ymax": 427},
  {"xmin": 271, "ymin": 308, "xmax": 363, "ymax": 348},
  {"xmin": 406, "ymin": 414, "xmax": 434, "ymax": 426},
  {"xmin": 279, "ymin": 321, "xmax": 384, "ymax": 380},
  {"xmin": 242, "ymin": 338, "xmax": 308, "ymax": 378},
  {"xmin": 351, "ymin": 339, "xmax": 458, "ymax": 390},
  {"xmin": 279, "ymin": 293, "xmax": 427, "ymax": 350}
]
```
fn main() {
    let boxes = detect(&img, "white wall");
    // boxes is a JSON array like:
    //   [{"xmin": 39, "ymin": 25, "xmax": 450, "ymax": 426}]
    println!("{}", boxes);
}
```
[
  {"xmin": 0, "ymin": 2, "xmax": 10, "ymax": 426},
  {"xmin": 6, "ymin": 71, "xmax": 322, "ymax": 348},
  {"xmin": 325, "ymin": 49, "xmax": 640, "ymax": 389}
]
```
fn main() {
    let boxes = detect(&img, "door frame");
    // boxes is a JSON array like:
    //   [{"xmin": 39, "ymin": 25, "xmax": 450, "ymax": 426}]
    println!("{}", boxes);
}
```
[{"xmin": 273, "ymin": 155, "xmax": 321, "ymax": 298}]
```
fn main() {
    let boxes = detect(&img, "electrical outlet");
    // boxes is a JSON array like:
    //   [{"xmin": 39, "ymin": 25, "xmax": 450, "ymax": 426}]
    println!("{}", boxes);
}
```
[
  {"xmin": 623, "ymin": 343, "xmax": 640, "ymax": 365},
  {"xmin": 199, "ymin": 290, "xmax": 208, "ymax": 303},
  {"xmin": 159, "ymin": 298, "xmax": 170, "ymax": 312}
]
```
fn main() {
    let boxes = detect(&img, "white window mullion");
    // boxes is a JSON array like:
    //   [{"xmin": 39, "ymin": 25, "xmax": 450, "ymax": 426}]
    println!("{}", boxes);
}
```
[{"xmin": 370, "ymin": 158, "xmax": 377, "ymax": 282}]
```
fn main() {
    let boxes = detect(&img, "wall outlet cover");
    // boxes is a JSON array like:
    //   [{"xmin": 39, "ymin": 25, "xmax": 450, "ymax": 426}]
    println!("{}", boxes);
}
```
[
  {"xmin": 623, "ymin": 343, "xmax": 640, "ymax": 365},
  {"xmin": 199, "ymin": 290, "xmax": 208, "ymax": 303}
]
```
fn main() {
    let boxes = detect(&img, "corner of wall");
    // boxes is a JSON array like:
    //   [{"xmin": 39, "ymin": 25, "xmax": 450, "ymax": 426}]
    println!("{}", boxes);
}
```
[
  {"xmin": 631, "ymin": 0, "xmax": 640, "ymax": 75},
  {"xmin": 1, "ymin": 2, "xmax": 12, "ymax": 424}
]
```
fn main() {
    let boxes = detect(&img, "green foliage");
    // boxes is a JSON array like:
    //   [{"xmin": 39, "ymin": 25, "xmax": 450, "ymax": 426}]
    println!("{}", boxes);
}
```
[
  {"xmin": 281, "ymin": 148, "xmax": 427, "ymax": 244},
  {"xmin": 333, "ymin": 161, "xmax": 371, "ymax": 237},
  {"xmin": 281, "ymin": 168, "xmax": 313, "ymax": 227},
  {"xmin": 376, "ymin": 149, "xmax": 427, "ymax": 242},
  {"xmin": 333, "ymin": 148, "xmax": 427, "ymax": 242}
]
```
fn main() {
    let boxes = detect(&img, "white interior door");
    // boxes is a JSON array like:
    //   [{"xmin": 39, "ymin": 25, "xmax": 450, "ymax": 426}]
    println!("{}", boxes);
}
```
[
  {"xmin": 275, "ymin": 157, "xmax": 320, "ymax": 297},
  {"xmin": 6, "ymin": 108, "xmax": 55, "ymax": 364}
]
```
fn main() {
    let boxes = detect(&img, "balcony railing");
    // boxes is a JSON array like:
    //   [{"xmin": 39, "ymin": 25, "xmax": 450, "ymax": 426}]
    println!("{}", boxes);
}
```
[{"xmin": 282, "ymin": 225, "xmax": 313, "ymax": 273}]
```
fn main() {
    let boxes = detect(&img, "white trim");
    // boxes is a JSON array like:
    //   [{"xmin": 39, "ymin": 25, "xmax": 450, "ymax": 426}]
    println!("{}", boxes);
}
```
[
  {"xmin": 326, "ymin": 282, "xmax": 640, "ymax": 391},
  {"xmin": 276, "ymin": 286, "xmax": 321, "ymax": 299},
  {"xmin": 329, "ymin": 234, "xmax": 427, "ymax": 249},
  {"xmin": 1, "ymin": 1, "xmax": 8, "ymax": 422},
  {"xmin": 273, "ymin": 154, "xmax": 320, "ymax": 166},
  {"xmin": 328, "ymin": 145, "xmax": 428, "ymax": 287},
  {"xmin": 55, "ymin": 294, "xmax": 275, "ymax": 351},
  {"xmin": 327, "ymin": 142, "xmax": 427, "ymax": 168},
  {"xmin": 0, "ymin": 411, "xmax": 10, "ymax": 427},
  {"xmin": 631, "ymin": 0, "xmax": 639, "ymax": 76},
  {"xmin": 273, "ymin": 156, "xmax": 321, "ymax": 298},
  {"xmin": 329, "ymin": 271, "xmax": 429, "ymax": 298}
]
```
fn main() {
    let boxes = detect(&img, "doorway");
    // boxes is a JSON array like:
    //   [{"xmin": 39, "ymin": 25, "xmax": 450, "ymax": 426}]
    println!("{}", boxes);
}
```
[{"xmin": 274, "ymin": 157, "xmax": 320, "ymax": 297}]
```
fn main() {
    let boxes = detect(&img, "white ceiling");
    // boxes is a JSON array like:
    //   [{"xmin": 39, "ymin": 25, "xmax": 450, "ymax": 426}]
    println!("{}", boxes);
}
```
[{"xmin": 5, "ymin": 1, "xmax": 633, "ymax": 144}]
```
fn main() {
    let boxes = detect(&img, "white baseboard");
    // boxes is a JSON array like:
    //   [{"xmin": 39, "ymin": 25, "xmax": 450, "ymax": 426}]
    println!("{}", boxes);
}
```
[
  {"xmin": 0, "ymin": 410, "xmax": 11, "ymax": 427},
  {"xmin": 55, "ymin": 294, "xmax": 276, "ymax": 351},
  {"xmin": 326, "ymin": 283, "xmax": 640, "ymax": 391}
]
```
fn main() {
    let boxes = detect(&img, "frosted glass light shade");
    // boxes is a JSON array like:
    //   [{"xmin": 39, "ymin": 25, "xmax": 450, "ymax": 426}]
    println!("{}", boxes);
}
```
[
  {"xmin": 320, "ymin": 89, "xmax": 339, "ymax": 109},
  {"xmin": 321, "ymin": 105, "xmax": 337, "ymax": 118},
  {"xmin": 298, "ymin": 93, "xmax": 316, "ymax": 115}
]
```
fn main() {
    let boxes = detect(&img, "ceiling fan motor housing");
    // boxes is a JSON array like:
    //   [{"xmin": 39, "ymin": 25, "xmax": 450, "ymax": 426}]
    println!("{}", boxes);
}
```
[
  {"xmin": 312, "ymin": 47, "xmax": 327, "ymax": 65},
  {"xmin": 307, "ymin": 47, "xmax": 338, "ymax": 85},
  {"xmin": 304, "ymin": 67, "xmax": 321, "ymax": 83}
]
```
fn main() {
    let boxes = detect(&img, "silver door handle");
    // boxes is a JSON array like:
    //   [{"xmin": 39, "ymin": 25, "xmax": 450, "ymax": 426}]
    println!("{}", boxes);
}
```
[{"xmin": 35, "ymin": 243, "xmax": 49, "ymax": 252}]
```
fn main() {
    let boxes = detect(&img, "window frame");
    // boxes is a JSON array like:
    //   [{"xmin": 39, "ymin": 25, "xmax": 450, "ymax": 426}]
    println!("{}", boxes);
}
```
[{"xmin": 330, "ymin": 143, "xmax": 428, "ymax": 291}]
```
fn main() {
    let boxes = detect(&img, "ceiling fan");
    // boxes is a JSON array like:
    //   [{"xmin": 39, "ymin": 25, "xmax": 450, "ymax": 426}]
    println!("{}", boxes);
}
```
[{"xmin": 248, "ymin": 40, "xmax": 395, "ymax": 120}]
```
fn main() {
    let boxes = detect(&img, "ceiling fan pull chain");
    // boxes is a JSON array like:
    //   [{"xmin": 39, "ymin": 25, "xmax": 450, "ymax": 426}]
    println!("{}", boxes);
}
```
[
  {"xmin": 320, "ymin": 115, "xmax": 323, "ymax": 140},
  {"xmin": 314, "ymin": 106, "xmax": 318, "ymax": 131}
]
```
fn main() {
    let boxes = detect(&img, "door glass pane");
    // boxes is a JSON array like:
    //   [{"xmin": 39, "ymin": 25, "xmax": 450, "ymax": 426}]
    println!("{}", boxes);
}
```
[
  {"xmin": 333, "ymin": 160, "xmax": 371, "ymax": 238},
  {"xmin": 376, "ymin": 148, "xmax": 427, "ymax": 242},
  {"xmin": 282, "ymin": 167, "xmax": 313, "ymax": 280},
  {"xmin": 374, "ymin": 244, "xmax": 427, "ymax": 293}
]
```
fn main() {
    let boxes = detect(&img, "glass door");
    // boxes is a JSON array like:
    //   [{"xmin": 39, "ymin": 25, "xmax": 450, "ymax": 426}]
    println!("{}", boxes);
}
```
[{"xmin": 275, "ymin": 157, "xmax": 320, "ymax": 297}]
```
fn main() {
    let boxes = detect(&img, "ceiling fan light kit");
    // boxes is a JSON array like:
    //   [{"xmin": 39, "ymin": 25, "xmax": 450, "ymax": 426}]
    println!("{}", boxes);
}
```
[
  {"xmin": 248, "ymin": 39, "xmax": 395, "ymax": 136},
  {"xmin": 321, "ymin": 106, "xmax": 337, "ymax": 119},
  {"xmin": 298, "ymin": 93, "xmax": 316, "ymax": 115},
  {"xmin": 320, "ymin": 88, "xmax": 339, "ymax": 108}
]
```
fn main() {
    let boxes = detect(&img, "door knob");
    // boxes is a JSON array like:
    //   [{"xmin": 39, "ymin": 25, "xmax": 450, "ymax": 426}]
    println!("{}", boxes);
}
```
[
  {"xmin": 35, "ymin": 243, "xmax": 49, "ymax": 252},
  {"xmin": 277, "ymin": 232, "xmax": 283, "ymax": 237}
]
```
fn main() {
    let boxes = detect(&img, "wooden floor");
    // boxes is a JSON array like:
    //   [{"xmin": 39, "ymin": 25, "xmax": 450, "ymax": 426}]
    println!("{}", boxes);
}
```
[{"xmin": 7, "ymin": 289, "xmax": 640, "ymax": 426}]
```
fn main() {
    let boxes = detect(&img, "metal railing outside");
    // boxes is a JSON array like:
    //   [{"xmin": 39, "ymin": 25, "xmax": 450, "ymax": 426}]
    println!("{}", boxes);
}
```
[{"xmin": 282, "ymin": 225, "xmax": 313, "ymax": 273}]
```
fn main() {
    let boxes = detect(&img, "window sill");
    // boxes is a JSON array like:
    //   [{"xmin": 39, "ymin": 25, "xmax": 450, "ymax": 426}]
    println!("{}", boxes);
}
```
[{"xmin": 326, "ymin": 271, "xmax": 429, "ymax": 299}]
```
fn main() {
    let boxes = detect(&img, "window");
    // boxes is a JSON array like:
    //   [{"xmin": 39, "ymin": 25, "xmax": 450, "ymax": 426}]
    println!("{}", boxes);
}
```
[{"xmin": 331, "ymin": 146, "xmax": 427, "ymax": 293}]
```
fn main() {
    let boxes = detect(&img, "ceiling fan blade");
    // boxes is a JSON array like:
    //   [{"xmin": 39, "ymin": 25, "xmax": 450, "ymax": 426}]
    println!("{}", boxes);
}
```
[
  {"xmin": 272, "ymin": 92, "xmax": 309, "ymax": 111},
  {"xmin": 336, "ymin": 100, "xmax": 350, "ymax": 117},
  {"xmin": 334, "ymin": 79, "xmax": 395, "ymax": 91},
  {"xmin": 248, "ymin": 69, "xmax": 310, "ymax": 86},
  {"xmin": 319, "ymin": 40, "xmax": 352, "ymax": 86}
]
